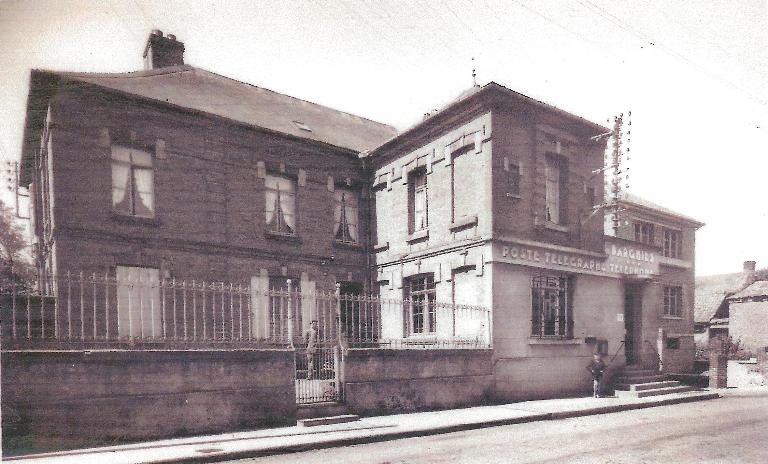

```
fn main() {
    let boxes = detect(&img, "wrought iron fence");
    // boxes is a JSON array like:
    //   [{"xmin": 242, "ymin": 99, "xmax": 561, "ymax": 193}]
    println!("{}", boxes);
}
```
[{"xmin": 0, "ymin": 272, "xmax": 491, "ymax": 350}]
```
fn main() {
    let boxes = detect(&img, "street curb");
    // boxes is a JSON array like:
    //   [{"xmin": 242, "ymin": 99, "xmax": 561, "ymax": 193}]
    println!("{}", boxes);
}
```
[
  {"xmin": 549, "ymin": 392, "xmax": 721, "ymax": 419},
  {"xmin": 149, "ymin": 392, "xmax": 720, "ymax": 464}
]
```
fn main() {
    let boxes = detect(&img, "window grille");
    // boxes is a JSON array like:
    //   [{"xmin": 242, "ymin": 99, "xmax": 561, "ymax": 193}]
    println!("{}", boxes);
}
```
[
  {"xmin": 662, "ymin": 228, "xmax": 682, "ymax": 258},
  {"xmin": 663, "ymin": 285, "xmax": 683, "ymax": 317},
  {"xmin": 531, "ymin": 274, "xmax": 573, "ymax": 337},
  {"xmin": 404, "ymin": 274, "xmax": 436, "ymax": 334},
  {"xmin": 409, "ymin": 170, "xmax": 428, "ymax": 232},
  {"xmin": 633, "ymin": 221, "xmax": 655, "ymax": 245}
]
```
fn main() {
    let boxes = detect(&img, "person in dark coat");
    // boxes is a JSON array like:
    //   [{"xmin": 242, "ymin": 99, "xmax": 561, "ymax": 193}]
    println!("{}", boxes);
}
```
[{"xmin": 586, "ymin": 352, "xmax": 607, "ymax": 397}]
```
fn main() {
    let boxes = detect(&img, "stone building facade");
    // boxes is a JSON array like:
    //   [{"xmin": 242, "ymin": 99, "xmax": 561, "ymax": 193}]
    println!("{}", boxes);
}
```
[{"xmin": 20, "ymin": 31, "xmax": 703, "ymax": 400}]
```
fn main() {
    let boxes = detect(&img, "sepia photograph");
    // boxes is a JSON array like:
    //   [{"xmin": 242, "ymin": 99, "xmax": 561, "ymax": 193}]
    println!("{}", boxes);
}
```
[{"xmin": 0, "ymin": 1, "xmax": 766, "ymax": 462}]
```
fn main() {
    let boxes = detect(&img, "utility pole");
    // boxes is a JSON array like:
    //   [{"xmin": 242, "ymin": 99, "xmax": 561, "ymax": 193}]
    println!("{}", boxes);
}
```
[
  {"xmin": 583, "ymin": 111, "xmax": 632, "ymax": 232},
  {"xmin": 607, "ymin": 112, "xmax": 631, "ymax": 234}
]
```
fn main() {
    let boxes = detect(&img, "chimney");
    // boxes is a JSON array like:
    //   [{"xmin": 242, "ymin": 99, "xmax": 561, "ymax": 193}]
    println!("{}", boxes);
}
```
[
  {"xmin": 143, "ymin": 30, "xmax": 185, "ymax": 70},
  {"xmin": 743, "ymin": 260, "xmax": 757, "ymax": 285}
]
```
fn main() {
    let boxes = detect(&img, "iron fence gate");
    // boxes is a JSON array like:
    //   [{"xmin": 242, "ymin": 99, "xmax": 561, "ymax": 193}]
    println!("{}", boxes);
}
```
[{"xmin": 295, "ymin": 344, "xmax": 341, "ymax": 403}]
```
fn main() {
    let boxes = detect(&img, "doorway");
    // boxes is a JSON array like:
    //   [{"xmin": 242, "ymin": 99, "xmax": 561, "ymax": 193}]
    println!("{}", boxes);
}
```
[{"xmin": 623, "ymin": 284, "xmax": 643, "ymax": 365}]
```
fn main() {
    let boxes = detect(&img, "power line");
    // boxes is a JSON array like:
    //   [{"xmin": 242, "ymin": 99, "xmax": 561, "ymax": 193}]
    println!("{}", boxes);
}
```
[{"xmin": 573, "ymin": 0, "xmax": 768, "ymax": 107}]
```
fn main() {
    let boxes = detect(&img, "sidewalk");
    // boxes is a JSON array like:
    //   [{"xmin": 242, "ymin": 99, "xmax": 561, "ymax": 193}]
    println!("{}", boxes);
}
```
[{"xmin": 6, "ymin": 390, "xmax": 720, "ymax": 464}]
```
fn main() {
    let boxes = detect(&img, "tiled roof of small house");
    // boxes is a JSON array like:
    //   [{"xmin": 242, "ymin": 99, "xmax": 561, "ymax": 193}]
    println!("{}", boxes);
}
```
[
  {"xmin": 730, "ymin": 279, "xmax": 768, "ymax": 300},
  {"xmin": 28, "ymin": 65, "xmax": 398, "ymax": 153},
  {"xmin": 695, "ymin": 268, "xmax": 768, "ymax": 322},
  {"xmin": 618, "ymin": 192, "xmax": 704, "ymax": 226}
]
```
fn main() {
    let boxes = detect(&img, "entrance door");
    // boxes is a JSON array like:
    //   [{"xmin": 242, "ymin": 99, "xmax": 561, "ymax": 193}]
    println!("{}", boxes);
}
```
[{"xmin": 624, "ymin": 284, "xmax": 643, "ymax": 365}]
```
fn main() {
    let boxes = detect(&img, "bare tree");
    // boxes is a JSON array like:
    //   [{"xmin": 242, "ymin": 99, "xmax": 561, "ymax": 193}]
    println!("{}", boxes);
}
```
[{"xmin": 0, "ymin": 199, "xmax": 33, "ymax": 290}]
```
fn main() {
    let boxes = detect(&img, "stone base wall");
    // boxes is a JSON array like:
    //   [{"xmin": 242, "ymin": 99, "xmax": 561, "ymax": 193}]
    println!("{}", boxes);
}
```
[
  {"xmin": 342, "ymin": 349, "xmax": 494, "ymax": 415},
  {"xmin": 1, "ymin": 349, "xmax": 295, "ymax": 456}
]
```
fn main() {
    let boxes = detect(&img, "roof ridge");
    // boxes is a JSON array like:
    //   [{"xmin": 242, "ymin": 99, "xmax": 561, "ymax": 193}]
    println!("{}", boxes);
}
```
[
  {"xmin": 39, "ymin": 65, "xmax": 193, "ymax": 80},
  {"xmin": 189, "ymin": 67, "xmax": 397, "ymax": 133}
]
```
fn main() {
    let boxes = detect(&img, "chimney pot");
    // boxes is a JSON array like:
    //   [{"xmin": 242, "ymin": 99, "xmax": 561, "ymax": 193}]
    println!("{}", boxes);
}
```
[
  {"xmin": 143, "ymin": 30, "xmax": 185, "ymax": 70},
  {"xmin": 744, "ymin": 261, "xmax": 757, "ymax": 272}
]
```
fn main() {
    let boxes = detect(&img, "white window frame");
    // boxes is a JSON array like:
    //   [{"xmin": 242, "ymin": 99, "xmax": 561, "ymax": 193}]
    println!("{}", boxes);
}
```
[
  {"xmin": 111, "ymin": 145, "xmax": 155, "ymax": 218},
  {"xmin": 334, "ymin": 188, "xmax": 359, "ymax": 244},
  {"xmin": 265, "ymin": 174, "xmax": 297, "ymax": 236}
]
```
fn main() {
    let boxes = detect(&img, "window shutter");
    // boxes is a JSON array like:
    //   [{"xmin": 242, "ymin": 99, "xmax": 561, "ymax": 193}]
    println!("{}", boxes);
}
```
[
  {"xmin": 444, "ymin": 145, "xmax": 452, "ymax": 166},
  {"xmin": 426, "ymin": 151, "xmax": 433, "ymax": 174},
  {"xmin": 474, "ymin": 131, "xmax": 483, "ymax": 153},
  {"xmin": 250, "ymin": 269, "xmax": 269, "ymax": 339},
  {"xmin": 300, "ymin": 272, "xmax": 315, "ymax": 334},
  {"xmin": 327, "ymin": 176, "xmax": 335, "ymax": 192},
  {"xmin": 401, "ymin": 165, "xmax": 408, "ymax": 185}
]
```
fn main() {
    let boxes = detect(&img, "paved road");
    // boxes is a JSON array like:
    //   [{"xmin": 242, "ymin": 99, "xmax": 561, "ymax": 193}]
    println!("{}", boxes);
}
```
[{"xmin": 229, "ymin": 392, "xmax": 768, "ymax": 464}]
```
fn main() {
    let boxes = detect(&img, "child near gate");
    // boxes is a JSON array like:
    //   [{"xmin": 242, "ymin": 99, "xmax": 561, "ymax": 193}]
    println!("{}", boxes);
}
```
[{"xmin": 586, "ymin": 352, "xmax": 606, "ymax": 398}]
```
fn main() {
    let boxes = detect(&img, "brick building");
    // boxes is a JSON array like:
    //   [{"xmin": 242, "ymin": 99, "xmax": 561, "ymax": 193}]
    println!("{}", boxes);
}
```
[{"xmin": 19, "ymin": 31, "xmax": 703, "ymax": 401}]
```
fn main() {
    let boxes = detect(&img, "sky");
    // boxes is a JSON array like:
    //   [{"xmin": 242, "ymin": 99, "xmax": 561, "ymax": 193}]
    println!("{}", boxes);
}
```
[{"xmin": 0, "ymin": 0, "xmax": 765, "ymax": 276}]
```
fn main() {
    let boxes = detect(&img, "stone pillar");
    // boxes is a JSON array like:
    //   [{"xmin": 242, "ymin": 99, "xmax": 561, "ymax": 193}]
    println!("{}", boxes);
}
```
[{"xmin": 709, "ymin": 337, "xmax": 728, "ymax": 389}]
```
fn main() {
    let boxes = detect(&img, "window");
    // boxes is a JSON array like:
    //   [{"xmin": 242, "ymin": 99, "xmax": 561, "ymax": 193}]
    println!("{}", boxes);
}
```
[
  {"xmin": 544, "ymin": 155, "xmax": 565, "ymax": 224},
  {"xmin": 666, "ymin": 337, "xmax": 680, "ymax": 349},
  {"xmin": 531, "ymin": 275, "xmax": 573, "ymax": 337},
  {"xmin": 409, "ymin": 170, "xmax": 428, "ymax": 233},
  {"xmin": 116, "ymin": 266, "xmax": 161, "ymax": 338},
  {"xmin": 634, "ymin": 221, "xmax": 655, "ymax": 245},
  {"xmin": 404, "ymin": 274, "xmax": 436, "ymax": 334},
  {"xmin": 663, "ymin": 286, "xmax": 683, "ymax": 317},
  {"xmin": 663, "ymin": 228, "xmax": 682, "ymax": 258},
  {"xmin": 334, "ymin": 188, "xmax": 359, "ymax": 243},
  {"xmin": 111, "ymin": 145, "xmax": 155, "ymax": 217},
  {"xmin": 265, "ymin": 175, "xmax": 296, "ymax": 235}
]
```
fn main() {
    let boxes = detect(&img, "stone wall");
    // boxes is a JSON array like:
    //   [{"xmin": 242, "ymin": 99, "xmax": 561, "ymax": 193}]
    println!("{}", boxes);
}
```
[
  {"xmin": 1, "ymin": 349, "xmax": 295, "ymax": 456},
  {"xmin": 342, "ymin": 349, "xmax": 494, "ymax": 415}
]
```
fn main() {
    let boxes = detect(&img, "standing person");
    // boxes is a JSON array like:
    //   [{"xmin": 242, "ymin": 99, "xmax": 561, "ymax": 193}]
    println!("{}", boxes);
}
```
[
  {"xmin": 586, "ymin": 352, "xmax": 606, "ymax": 398},
  {"xmin": 305, "ymin": 320, "xmax": 319, "ymax": 380}
]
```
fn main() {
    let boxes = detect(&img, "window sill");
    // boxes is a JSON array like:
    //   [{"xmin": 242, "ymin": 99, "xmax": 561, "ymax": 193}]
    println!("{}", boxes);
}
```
[
  {"xmin": 449, "ymin": 215, "xmax": 478, "ymax": 231},
  {"xmin": 406, "ymin": 229, "xmax": 429, "ymax": 243},
  {"xmin": 110, "ymin": 212, "xmax": 160, "ymax": 227},
  {"xmin": 265, "ymin": 231, "xmax": 301, "ymax": 243},
  {"xmin": 373, "ymin": 242, "xmax": 390, "ymax": 252},
  {"xmin": 505, "ymin": 192, "xmax": 522, "ymax": 199},
  {"xmin": 333, "ymin": 240, "xmax": 363, "ymax": 250},
  {"xmin": 528, "ymin": 337, "xmax": 580, "ymax": 345},
  {"xmin": 543, "ymin": 222, "xmax": 569, "ymax": 233},
  {"xmin": 662, "ymin": 316, "xmax": 683, "ymax": 320}
]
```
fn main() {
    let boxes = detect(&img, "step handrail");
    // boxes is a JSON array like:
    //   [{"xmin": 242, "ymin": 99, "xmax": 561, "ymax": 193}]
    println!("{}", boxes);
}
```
[{"xmin": 608, "ymin": 340, "xmax": 625, "ymax": 366}]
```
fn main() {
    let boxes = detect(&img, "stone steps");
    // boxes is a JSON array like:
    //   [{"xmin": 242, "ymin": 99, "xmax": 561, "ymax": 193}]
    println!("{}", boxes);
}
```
[
  {"xmin": 297, "ymin": 401, "xmax": 349, "ymax": 420},
  {"xmin": 616, "ymin": 384, "xmax": 696, "ymax": 398},
  {"xmin": 614, "ymin": 380, "xmax": 682, "ymax": 392},
  {"xmin": 616, "ymin": 374, "xmax": 666, "ymax": 384},
  {"xmin": 298, "ymin": 414, "xmax": 361, "ymax": 427}
]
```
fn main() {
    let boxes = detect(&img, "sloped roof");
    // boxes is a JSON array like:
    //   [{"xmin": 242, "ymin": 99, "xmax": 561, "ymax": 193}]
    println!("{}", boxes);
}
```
[
  {"xmin": 730, "ymin": 279, "xmax": 768, "ymax": 300},
  {"xmin": 619, "ymin": 192, "xmax": 704, "ymax": 227},
  {"xmin": 695, "ymin": 268, "xmax": 768, "ymax": 322},
  {"xmin": 24, "ymin": 65, "xmax": 396, "ymax": 161}
]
